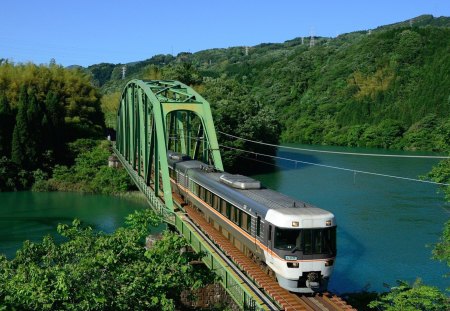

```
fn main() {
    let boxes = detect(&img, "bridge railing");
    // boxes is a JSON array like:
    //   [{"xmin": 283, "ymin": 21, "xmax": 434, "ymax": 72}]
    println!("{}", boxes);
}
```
[
  {"xmin": 112, "ymin": 144, "xmax": 267, "ymax": 310},
  {"xmin": 112, "ymin": 144, "xmax": 175, "ymax": 224},
  {"xmin": 174, "ymin": 214, "xmax": 265, "ymax": 311}
]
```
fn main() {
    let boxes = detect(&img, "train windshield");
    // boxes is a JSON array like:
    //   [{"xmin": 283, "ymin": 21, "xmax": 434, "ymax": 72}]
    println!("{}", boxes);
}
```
[{"xmin": 274, "ymin": 227, "xmax": 336, "ymax": 255}]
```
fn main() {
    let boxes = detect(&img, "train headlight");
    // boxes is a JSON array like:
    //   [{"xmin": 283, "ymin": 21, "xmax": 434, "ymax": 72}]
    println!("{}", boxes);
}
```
[
  {"xmin": 292, "ymin": 221, "xmax": 299, "ymax": 227},
  {"xmin": 325, "ymin": 259, "xmax": 334, "ymax": 267},
  {"xmin": 287, "ymin": 262, "xmax": 299, "ymax": 268},
  {"xmin": 285, "ymin": 255, "xmax": 297, "ymax": 261},
  {"xmin": 326, "ymin": 220, "xmax": 332, "ymax": 226}
]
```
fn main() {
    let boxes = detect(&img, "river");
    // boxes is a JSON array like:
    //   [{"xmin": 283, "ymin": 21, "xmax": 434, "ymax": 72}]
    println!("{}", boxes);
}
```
[
  {"xmin": 252, "ymin": 144, "xmax": 449, "ymax": 293},
  {"xmin": 1, "ymin": 146, "xmax": 449, "ymax": 294},
  {"xmin": 0, "ymin": 192, "xmax": 149, "ymax": 259}
]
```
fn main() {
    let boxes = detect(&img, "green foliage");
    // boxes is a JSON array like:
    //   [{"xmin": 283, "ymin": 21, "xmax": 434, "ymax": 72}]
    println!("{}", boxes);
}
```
[
  {"xmin": 202, "ymin": 77, "xmax": 281, "ymax": 172},
  {"xmin": 161, "ymin": 62, "xmax": 203, "ymax": 86},
  {"xmin": 0, "ymin": 94, "xmax": 14, "ymax": 158},
  {"xmin": 0, "ymin": 156, "xmax": 31, "ymax": 191},
  {"xmin": 100, "ymin": 91, "xmax": 121, "ymax": 129},
  {"xmin": 87, "ymin": 62, "xmax": 115, "ymax": 87},
  {"xmin": 0, "ymin": 62, "xmax": 104, "ymax": 142},
  {"xmin": 427, "ymin": 159, "xmax": 450, "ymax": 200},
  {"xmin": 89, "ymin": 16, "xmax": 450, "ymax": 153},
  {"xmin": 42, "ymin": 139, "xmax": 134, "ymax": 195},
  {"xmin": 368, "ymin": 280, "xmax": 450, "ymax": 311},
  {"xmin": 432, "ymin": 220, "xmax": 450, "ymax": 281},
  {"xmin": 0, "ymin": 210, "xmax": 215, "ymax": 310},
  {"xmin": 0, "ymin": 62, "xmax": 106, "ymax": 191}
]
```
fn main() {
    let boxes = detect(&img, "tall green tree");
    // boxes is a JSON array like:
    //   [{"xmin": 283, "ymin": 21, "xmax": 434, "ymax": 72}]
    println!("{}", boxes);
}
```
[
  {"xmin": 0, "ymin": 94, "xmax": 14, "ymax": 157},
  {"xmin": 11, "ymin": 87, "xmax": 31, "ymax": 169},
  {"xmin": 44, "ymin": 90, "xmax": 65, "ymax": 159}
]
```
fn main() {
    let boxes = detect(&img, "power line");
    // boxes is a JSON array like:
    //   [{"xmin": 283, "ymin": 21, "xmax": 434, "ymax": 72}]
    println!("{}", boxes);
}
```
[
  {"xmin": 218, "ymin": 144, "xmax": 450, "ymax": 186},
  {"xmin": 218, "ymin": 131, "xmax": 450, "ymax": 159}
]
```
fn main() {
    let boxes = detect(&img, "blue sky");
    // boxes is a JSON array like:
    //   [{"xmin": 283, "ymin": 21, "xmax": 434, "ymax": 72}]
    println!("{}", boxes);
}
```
[{"xmin": 1, "ymin": 0, "xmax": 449, "ymax": 67}]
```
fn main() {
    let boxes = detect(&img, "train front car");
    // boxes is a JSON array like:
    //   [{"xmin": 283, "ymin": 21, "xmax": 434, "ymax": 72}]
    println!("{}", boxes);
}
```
[{"xmin": 264, "ymin": 206, "xmax": 336, "ymax": 293}]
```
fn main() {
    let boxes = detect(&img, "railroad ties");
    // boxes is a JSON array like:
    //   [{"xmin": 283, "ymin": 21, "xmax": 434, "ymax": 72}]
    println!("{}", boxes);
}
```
[{"xmin": 184, "ymin": 205, "xmax": 356, "ymax": 311}]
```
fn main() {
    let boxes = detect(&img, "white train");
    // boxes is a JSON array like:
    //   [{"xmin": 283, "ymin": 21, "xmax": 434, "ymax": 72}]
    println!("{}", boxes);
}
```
[{"xmin": 168, "ymin": 151, "xmax": 336, "ymax": 293}]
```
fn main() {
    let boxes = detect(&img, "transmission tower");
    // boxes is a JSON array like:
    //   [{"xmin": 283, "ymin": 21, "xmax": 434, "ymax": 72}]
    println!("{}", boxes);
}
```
[
  {"xmin": 122, "ymin": 66, "xmax": 126, "ymax": 79},
  {"xmin": 309, "ymin": 34, "xmax": 315, "ymax": 47}
]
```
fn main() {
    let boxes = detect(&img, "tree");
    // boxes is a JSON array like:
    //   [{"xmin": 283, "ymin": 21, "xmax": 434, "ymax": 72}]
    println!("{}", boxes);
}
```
[
  {"xmin": 368, "ymin": 280, "xmax": 450, "ymax": 311},
  {"xmin": 11, "ymin": 87, "xmax": 32, "ymax": 168},
  {"xmin": 433, "ymin": 220, "xmax": 450, "ymax": 282},
  {"xmin": 44, "ymin": 90, "xmax": 65, "ymax": 160},
  {"xmin": 0, "ymin": 94, "xmax": 14, "ymax": 157},
  {"xmin": 0, "ymin": 210, "xmax": 216, "ymax": 310},
  {"xmin": 203, "ymin": 77, "xmax": 281, "ymax": 173}
]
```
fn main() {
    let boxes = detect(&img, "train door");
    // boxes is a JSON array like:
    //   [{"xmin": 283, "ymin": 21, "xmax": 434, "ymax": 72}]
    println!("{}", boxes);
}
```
[{"xmin": 267, "ymin": 224, "xmax": 274, "ymax": 264}]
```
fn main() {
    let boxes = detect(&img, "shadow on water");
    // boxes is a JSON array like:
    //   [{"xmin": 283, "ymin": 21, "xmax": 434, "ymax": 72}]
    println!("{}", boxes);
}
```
[{"xmin": 329, "ymin": 226, "xmax": 368, "ymax": 294}]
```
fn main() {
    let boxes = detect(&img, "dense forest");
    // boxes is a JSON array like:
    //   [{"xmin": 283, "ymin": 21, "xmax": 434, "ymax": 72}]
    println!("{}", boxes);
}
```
[{"xmin": 90, "ymin": 14, "xmax": 450, "ymax": 152}]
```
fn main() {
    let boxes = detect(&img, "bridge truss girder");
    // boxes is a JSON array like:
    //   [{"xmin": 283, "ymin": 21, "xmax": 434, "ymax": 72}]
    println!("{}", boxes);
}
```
[{"xmin": 116, "ymin": 79, "xmax": 223, "ymax": 211}]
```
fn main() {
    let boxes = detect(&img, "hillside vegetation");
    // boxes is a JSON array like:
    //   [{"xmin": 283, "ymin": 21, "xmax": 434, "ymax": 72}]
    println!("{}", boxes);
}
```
[{"xmin": 89, "ymin": 14, "xmax": 450, "ymax": 152}]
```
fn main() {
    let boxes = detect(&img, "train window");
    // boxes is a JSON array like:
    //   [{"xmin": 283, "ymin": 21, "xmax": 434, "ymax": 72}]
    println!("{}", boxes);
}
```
[
  {"xmin": 205, "ymin": 190, "xmax": 212, "ymax": 205},
  {"xmin": 274, "ymin": 228, "xmax": 302, "ymax": 251},
  {"xmin": 241, "ymin": 212, "xmax": 251, "ymax": 232},
  {"xmin": 215, "ymin": 197, "xmax": 219, "ymax": 210},
  {"xmin": 199, "ymin": 187, "xmax": 205, "ymax": 201},
  {"xmin": 221, "ymin": 200, "xmax": 227, "ymax": 215},
  {"xmin": 192, "ymin": 183, "xmax": 199, "ymax": 196},
  {"xmin": 273, "ymin": 227, "xmax": 336, "ymax": 255},
  {"xmin": 314, "ymin": 230, "xmax": 323, "ymax": 254},
  {"xmin": 232, "ymin": 207, "xmax": 241, "ymax": 225},
  {"xmin": 303, "ymin": 230, "xmax": 312, "ymax": 255},
  {"xmin": 226, "ymin": 202, "xmax": 232, "ymax": 219},
  {"xmin": 241, "ymin": 212, "xmax": 247, "ymax": 231},
  {"xmin": 257, "ymin": 216, "xmax": 261, "ymax": 237}
]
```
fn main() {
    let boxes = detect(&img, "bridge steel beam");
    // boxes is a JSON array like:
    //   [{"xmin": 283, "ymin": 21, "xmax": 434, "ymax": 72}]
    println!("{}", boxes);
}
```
[{"xmin": 116, "ymin": 79, "xmax": 224, "ymax": 212}]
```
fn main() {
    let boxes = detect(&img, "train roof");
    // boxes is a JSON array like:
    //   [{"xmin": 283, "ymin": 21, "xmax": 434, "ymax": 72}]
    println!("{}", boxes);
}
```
[{"xmin": 174, "ymin": 159, "xmax": 333, "ymax": 220}]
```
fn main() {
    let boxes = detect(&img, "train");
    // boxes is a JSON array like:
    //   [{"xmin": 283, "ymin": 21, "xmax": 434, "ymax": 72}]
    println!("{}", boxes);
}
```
[{"xmin": 167, "ymin": 151, "xmax": 336, "ymax": 293}]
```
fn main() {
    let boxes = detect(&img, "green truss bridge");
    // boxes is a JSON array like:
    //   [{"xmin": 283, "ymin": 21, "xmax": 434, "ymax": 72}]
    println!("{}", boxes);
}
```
[{"xmin": 113, "ymin": 80, "xmax": 353, "ymax": 311}]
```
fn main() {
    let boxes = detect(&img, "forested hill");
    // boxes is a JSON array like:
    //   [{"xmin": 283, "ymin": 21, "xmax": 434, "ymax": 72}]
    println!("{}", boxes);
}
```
[{"xmin": 89, "ymin": 14, "xmax": 450, "ymax": 151}]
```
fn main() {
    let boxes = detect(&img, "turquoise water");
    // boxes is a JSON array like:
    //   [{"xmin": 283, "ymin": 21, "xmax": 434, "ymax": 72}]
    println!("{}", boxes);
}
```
[
  {"xmin": 0, "ymin": 192, "xmax": 149, "ymax": 259},
  {"xmin": 1, "ymin": 148, "xmax": 448, "ymax": 294},
  {"xmin": 252, "ymin": 145, "xmax": 449, "ymax": 293}
]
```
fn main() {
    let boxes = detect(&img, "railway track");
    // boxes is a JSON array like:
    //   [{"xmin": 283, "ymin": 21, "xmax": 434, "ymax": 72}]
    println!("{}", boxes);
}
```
[{"xmin": 182, "ymin": 203, "xmax": 356, "ymax": 311}]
